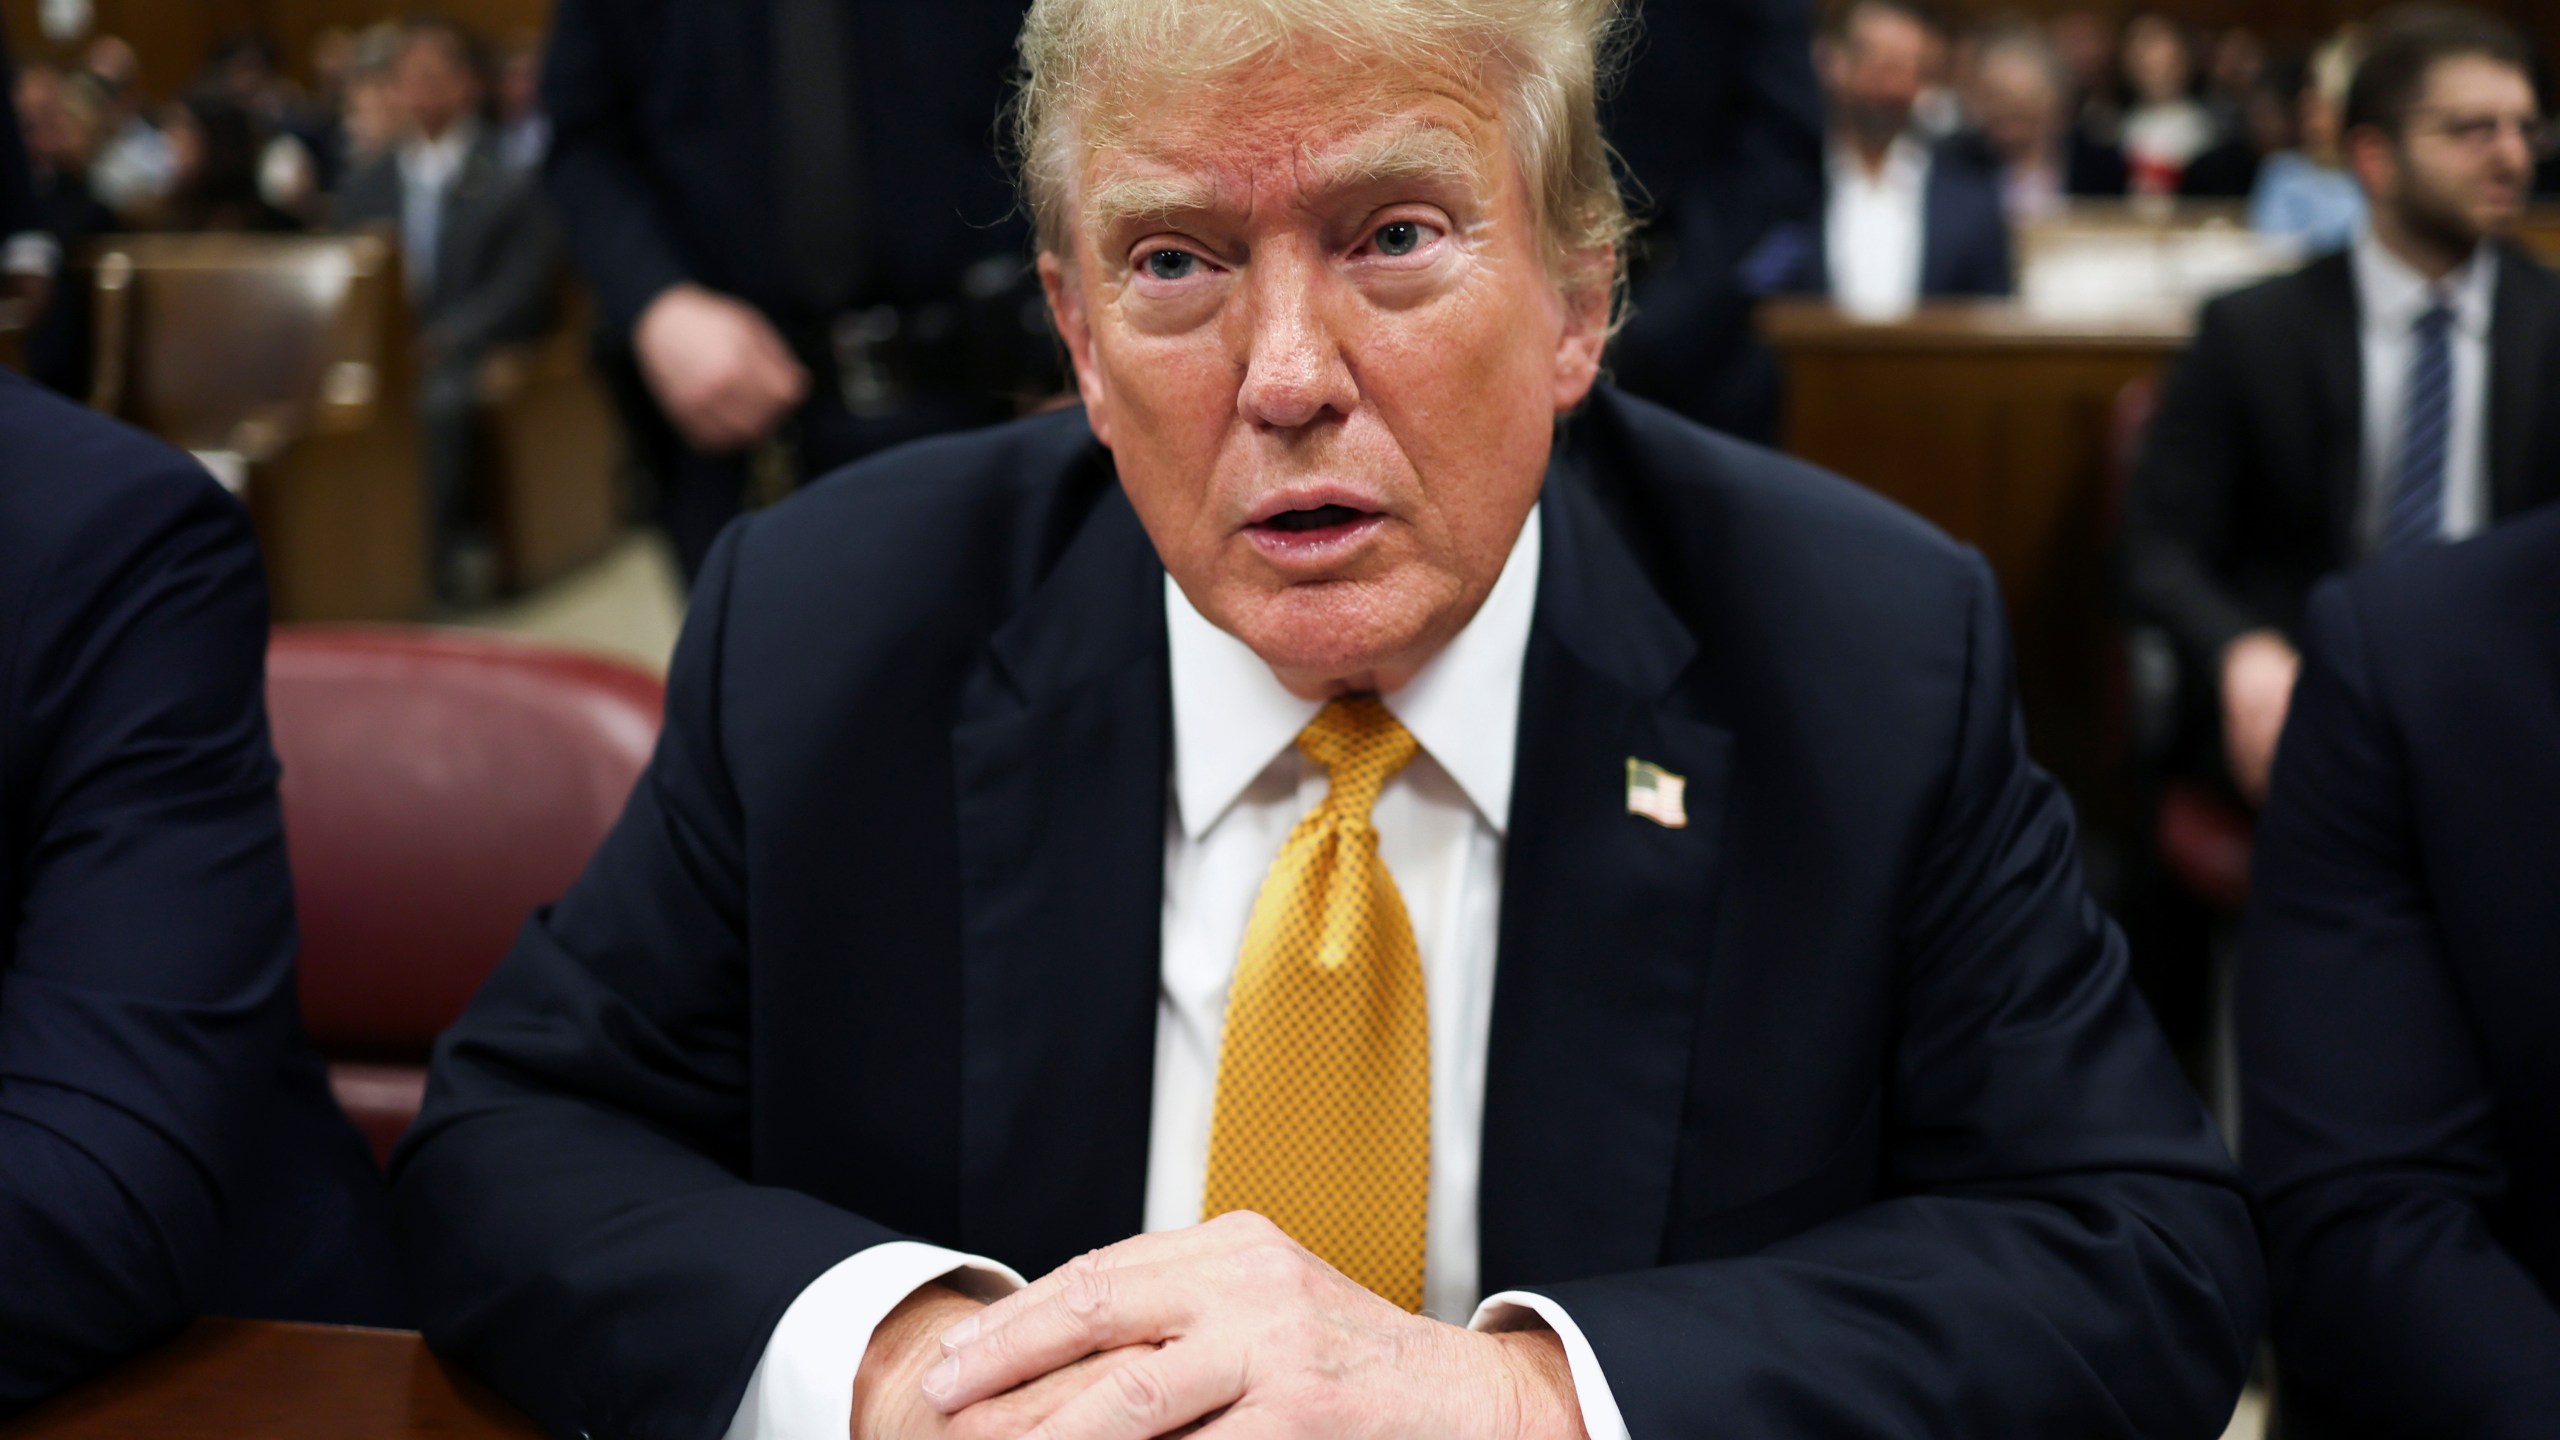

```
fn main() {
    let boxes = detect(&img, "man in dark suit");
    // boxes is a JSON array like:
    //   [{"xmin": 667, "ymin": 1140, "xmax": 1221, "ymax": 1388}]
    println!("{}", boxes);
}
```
[
  {"xmin": 1950, "ymin": 23, "xmax": 2129, "ymax": 225},
  {"xmin": 337, "ymin": 17, "xmax": 561, "ymax": 605},
  {"xmin": 1761, "ymin": 0, "xmax": 2013, "ymax": 307},
  {"xmin": 540, "ymin": 0, "xmax": 1050, "ymax": 583},
  {"xmin": 0, "ymin": 369, "xmax": 405, "ymax": 1411},
  {"xmin": 1597, "ymin": 0, "xmax": 1824, "ymax": 444},
  {"xmin": 395, "ymin": 4, "xmax": 2259, "ymax": 1437},
  {"xmin": 2123, "ymin": 7, "xmax": 2558, "ymax": 803},
  {"xmin": 2240, "ymin": 505, "xmax": 2560, "ymax": 1438}
]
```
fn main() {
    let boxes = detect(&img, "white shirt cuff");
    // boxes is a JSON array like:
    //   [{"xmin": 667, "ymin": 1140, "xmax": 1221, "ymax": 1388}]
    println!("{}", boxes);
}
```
[
  {"xmin": 4, "ymin": 232, "xmax": 59, "ymax": 279},
  {"xmin": 1472, "ymin": 1291, "xmax": 1635, "ymax": 1440},
  {"xmin": 721, "ymin": 1241, "xmax": 1025, "ymax": 1440}
]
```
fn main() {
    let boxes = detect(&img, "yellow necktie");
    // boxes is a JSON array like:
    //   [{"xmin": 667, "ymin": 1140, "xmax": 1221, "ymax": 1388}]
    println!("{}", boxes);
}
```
[{"xmin": 1202, "ymin": 696, "xmax": 1430, "ymax": 1311}]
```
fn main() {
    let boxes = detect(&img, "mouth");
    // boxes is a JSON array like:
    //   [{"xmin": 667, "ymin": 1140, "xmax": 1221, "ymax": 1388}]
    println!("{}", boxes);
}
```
[{"xmin": 1244, "ymin": 499, "xmax": 1389, "ymax": 567}]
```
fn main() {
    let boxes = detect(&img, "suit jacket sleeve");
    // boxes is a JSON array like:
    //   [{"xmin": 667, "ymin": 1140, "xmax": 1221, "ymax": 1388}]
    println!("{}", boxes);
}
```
[
  {"xmin": 540, "ymin": 0, "xmax": 694, "ymax": 336},
  {"xmin": 2123, "ymin": 294, "xmax": 2276, "ymax": 682},
  {"xmin": 392, "ymin": 521, "xmax": 905, "ymax": 1440},
  {"xmin": 0, "ymin": 467, "xmax": 300, "ymax": 1409},
  {"xmin": 1534, "ymin": 555, "xmax": 2263, "ymax": 1437},
  {"xmin": 2238, "ymin": 581, "xmax": 2560, "ymax": 1437}
]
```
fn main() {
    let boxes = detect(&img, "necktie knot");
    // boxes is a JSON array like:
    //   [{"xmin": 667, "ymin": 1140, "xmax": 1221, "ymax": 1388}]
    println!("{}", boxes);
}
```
[
  {"xmin": 1296, "ymin": 697, "xmax": 1419, "ymax": 822},
  {"xmin": 2417, "ymin": 301, "xmax": 2455, "ymax": 340}
]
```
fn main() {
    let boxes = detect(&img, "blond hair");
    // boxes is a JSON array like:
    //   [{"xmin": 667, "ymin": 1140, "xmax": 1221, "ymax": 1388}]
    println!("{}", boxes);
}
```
[{"xmin": 1011, "ymin": 0, "xmax": 1634, "ymax": 289}]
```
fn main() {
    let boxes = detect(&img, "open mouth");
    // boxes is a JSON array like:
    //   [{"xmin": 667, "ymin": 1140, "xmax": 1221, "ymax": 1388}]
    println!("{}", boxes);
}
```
[{"xmin": 1257, "ymin": 504, "xmax": 1369, "ymax": 534}]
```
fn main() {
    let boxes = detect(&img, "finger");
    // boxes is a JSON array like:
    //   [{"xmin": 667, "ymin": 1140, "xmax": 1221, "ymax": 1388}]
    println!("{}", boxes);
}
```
[
  {"xmin": 926, "ymin": 1259, "xmax": 1197, "ymax": 1413},
  {"xmin": 958, "ymin": 1215, "xmax": 1267, "ymax": 1348},
  {"xmin": 1017, "ymin": 1343, "xmax": 1245, "ymax": 1440}
]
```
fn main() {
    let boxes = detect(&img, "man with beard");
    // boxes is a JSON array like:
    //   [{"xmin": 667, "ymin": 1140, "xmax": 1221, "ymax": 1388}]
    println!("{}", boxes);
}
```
[
  {"xmin": 2124, "ymin": 6, "xmax": 2560, "ymax": 806},
  {"xmin": 1758, "ymin": 0, "xmax": 2012, "ymax": 311}
]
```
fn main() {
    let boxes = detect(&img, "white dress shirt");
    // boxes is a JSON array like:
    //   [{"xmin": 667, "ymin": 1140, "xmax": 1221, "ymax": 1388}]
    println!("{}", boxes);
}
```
[
  {"xmin": 723, "ymin": 507, "xmax": 1633, "ymax": 1440},
  {"xmin": 396, "ymin": 121, "xmax": 476, "ymax": 303},
  {"xmin": 2354, "ymin": 228, "xmax": 2496, "ymax": 551},
  {"xmin": 1825, "ymin": 134, "xmax": 1931, "ymax": 318}
]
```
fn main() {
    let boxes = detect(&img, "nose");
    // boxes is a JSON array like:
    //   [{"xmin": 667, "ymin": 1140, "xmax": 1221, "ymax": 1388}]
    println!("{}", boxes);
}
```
[{"xmin": 1234, "ymin": 242, "xmax": 1356, "ymax": 431}]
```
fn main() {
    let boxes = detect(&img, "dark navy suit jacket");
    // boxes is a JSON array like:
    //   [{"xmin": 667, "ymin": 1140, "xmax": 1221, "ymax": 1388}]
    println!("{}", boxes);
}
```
[
  {"xmin": 394, "ymin": 387, "xmax": 2260, "ymax": 1439},
  {"xmin": 0, "ymin": 373, "xmax": 403, "ymax": 1410},
  {"xmin": 2240, "ymin": 505, "xmax": 2560, "ymax": 1438},
  {"xmin": 1760, "ymin": 141, "xmax": 2016, "ymax": 300}
]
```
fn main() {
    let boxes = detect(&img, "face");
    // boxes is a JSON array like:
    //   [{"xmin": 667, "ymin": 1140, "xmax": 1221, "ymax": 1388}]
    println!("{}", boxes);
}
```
[
  {"xmin": 1041, "ymin": 51, "xmax": 1609, "ymax": 697},
  {"xmin": 2360, "ymin": 56, "xmax": 2540, "ymax": 249},
  {"xmin": 1973, "ymin": 53, "xmax": 2061, "ymax": 161},
  {"xmin": 1831, "ymin": 6, "xmax": 1930, "ymax": 145},
  {"xmin": 397, "ymin": 34, "xmax": 479, "ymax": 138},
  {"xmin": 2124, "ymin": 18, "xmax": 2190, "ymax": 105}
]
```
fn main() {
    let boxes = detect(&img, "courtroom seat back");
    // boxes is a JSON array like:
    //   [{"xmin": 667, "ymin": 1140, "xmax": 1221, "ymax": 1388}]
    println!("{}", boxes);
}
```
[
  {"xmin": 90, "ymin": 231, "xmax": 408, "ymax": 451},
  {"xmin": 87, "ymin": 232, "xmax": 430, "ymax": 623},
  {"xmin": 265, "ymin": 626, "xmax": 664, "ymax": 1166}
]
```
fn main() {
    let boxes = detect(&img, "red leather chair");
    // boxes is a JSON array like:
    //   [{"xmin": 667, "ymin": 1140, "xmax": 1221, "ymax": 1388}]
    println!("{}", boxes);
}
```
[
  {"xmin": 2109, "ymin": 376, "xmax": 2256, "ymax": 912},
  {"xmin": 266, "ymin": 627, "xmax": 665, "ymax": 1166}
]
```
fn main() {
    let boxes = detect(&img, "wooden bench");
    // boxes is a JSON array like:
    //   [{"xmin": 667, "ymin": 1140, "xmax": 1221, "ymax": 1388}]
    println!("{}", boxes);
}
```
[{"xmin": 89, "ymin": 233, "xmax": 429, "ymax": 623}]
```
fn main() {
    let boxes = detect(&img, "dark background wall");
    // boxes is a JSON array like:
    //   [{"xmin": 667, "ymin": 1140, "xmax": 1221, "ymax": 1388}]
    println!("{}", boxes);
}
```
[{"xmin": 1, "ymin": 0, "xmax": 2552, "ymax": 105}]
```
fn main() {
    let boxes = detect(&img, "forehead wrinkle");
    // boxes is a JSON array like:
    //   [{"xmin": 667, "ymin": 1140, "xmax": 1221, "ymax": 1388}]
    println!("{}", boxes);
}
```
[{"xmin": 1082, "ymin": 115, "xmax": 1493, "ymax": 242}]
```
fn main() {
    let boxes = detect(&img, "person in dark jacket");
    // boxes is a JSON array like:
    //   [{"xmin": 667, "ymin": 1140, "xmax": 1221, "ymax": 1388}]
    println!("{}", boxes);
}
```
[
  {"xmin": 2241, "ymin": 505, "xmax": 2560, "ymax": 1439},
  {"xmin": 0, "ymin": 369, "xmax": 405, "ymax": 1412}
]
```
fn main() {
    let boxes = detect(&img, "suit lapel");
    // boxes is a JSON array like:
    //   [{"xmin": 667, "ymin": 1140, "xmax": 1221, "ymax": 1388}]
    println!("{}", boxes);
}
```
[
  {"xmin": 2305, "ymin": 254, "xmax": 2366, "ymax": 562},
  {"xmin": 2486, "ymin": 246, "xmax": 2548, "ymax": 520},
  {"xmin": 951, "ymin": 479, "xmax": 1169, "ymax": 1278},
  {"xmin": 1478, "ymin": 459, "xmax": 1733, "ymax": 1293}
]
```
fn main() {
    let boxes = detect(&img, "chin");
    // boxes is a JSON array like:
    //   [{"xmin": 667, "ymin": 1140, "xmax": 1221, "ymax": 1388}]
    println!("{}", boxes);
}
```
[{"xmin": 1224, "ymin": 579, "xmax": 1434, "ymax": 688}]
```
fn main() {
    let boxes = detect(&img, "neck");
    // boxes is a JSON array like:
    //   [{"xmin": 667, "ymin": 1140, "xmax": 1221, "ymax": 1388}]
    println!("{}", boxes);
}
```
[
  {"xmin": 2371, "ymin": 206, "xmax": 2475, "ymax": 282},
  {"xmin": 1849, "ymin": 131, "xmax": 1897, "ymax": 173}
]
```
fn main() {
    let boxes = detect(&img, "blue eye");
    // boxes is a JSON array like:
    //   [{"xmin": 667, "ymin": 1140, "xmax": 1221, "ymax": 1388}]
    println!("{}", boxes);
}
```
[
  {"xmin": 1142, "ymin": 250, "xmax": 1198, "ymax": 280},
  {"xmin": 1374, "ymin": 221, "xmax": 1425, "ymax": 257}
]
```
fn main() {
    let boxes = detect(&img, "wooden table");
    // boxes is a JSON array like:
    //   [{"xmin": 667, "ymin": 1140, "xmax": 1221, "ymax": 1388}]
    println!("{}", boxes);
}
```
[
  {"xmin": 1760, "ymin": 298, "xmax": 2191, "ymax": 837},
  {"xmin": 0, "ymin": 1320, "xmax": 542, "ymax": 1439}
]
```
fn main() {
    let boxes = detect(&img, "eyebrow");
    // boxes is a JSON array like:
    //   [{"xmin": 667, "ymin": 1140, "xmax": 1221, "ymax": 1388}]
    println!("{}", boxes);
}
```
[{"xmin": 1082, "ymin": 122, "xmax": 1490, "ymax": 238}]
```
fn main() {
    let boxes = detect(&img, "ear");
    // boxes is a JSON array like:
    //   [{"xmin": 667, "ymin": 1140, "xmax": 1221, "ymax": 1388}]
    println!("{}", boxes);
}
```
[
  {"xmin": 1550, "ymin": 244, "xmax": 1614, "ymax": 413},
  {"xmin": 2345, "ymin": 125, "xmax": 2394, "ymax": 199},
  {"xmin": 1039, "ymin": 251, "xmax": 1112, "ymax": 446}
]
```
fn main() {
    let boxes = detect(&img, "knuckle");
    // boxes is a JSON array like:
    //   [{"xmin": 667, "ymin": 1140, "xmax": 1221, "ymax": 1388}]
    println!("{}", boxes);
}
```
[
  {"xmin": 1110, "ymin": 1360, "xmax": 1175, "ymax": 1422},
  {"xmin": 1061, "ymin": 1269, "xmax": 1114, "ymax": 1329}
]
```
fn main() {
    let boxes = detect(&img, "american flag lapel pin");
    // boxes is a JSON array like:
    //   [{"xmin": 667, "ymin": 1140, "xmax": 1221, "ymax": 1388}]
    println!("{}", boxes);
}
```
[{"xmin": 1625, "ymin": 757, "xmax": 1688, "ymax": 829}]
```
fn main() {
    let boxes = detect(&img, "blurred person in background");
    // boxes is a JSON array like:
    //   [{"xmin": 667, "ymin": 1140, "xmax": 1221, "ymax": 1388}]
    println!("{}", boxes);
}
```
[
  {"xmin": 153, "ymin": 91, "xmax": 301, "ymax": 233},
  {"xmin": 334, "ymin": 28, "xmax": 412, "ymax": 179},
  {"xmin": 2119, "ymin": 13, "xmax": 2214, "ymax": 195},
  {"xmin": 541, "ymin": 0, "xmax": 1056, "ymax": 585},
  {"xmin": 2179, "ymin": 48, "xmax": 2302, "ymax": 199},
  {"xmin": 13, "ymin": 65, "xmax": 116, "ymax": 396},
  {"xmin": 2252, "ymin": 31, "xmax": 2368, "ymax": 253},
  {"xmin": 202, "ymin": 32, "xmax": 326, "ymax": 224},
  {"xmin": 337, "ymin": 17, "xmax": 562, "ymax": 608},
  {"xmin": 492, "ymin": 41, "xmax": 546, "ymax": 174},
  {"xmin": 2202, "ymin": 27, "xmax": 2266, "ymax": 143},
  {"xmin": 1767, "ymin": 0, "xmax": 2009, "ymax": 313},
  {"xmin": 2125, "ymin": 6, "xmax": 2560, "ymax": 809},
  {"xmin": 80, "ymin": 37, "xmax": 173, "ymax": 220},
  {"xmin": 1, "ymin": 31, "xmax": 48, "ymax": 336},
  {"xmin": 1596, "ymin": 0, "xmax": 1823, "ymax": 445},
  {"xmin": 2049, "ymin": 9, "xmax": 2123, "ymax": 144},
  {"xmin": 1955, "ymin": 22, "xmax": 2129, "ymax": 224}
]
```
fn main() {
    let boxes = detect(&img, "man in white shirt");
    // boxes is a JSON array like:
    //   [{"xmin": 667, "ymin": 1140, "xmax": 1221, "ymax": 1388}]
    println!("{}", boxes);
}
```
[
  {"xmin": 2125, "ymin": 5, "xmax": 2559, "ymax": 806},
  {"xmin": 334, "ymin": 17, "xmax": 560, "ymax": 604},
  {"xmin": 394, "ymin": 3, "xmax": 2261, "ymax": 1437},
  {"xmin": 1787, "ymin": 0, "xmax": 2011, "ymax": 314}
]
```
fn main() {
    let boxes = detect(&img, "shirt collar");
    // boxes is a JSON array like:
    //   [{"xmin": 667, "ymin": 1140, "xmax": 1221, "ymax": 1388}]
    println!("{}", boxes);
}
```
[
  {"xmin": 2353, "ymin": 226, "xmax": 2497, "ymax": 337},
  {"xmin": 402, "ymin": 120, "xmax": 478, "ymax": 182},
  {"xmin": 1828, "ymin": 132, "xmax": 1930, "ymax": 190},
  {"xmin": 1167, "ymin": 503, "xmax": 1540, "ymax": 841}
]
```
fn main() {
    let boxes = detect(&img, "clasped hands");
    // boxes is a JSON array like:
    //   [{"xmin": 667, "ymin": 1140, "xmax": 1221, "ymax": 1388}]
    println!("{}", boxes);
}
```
[{"xmin": 853, "ymin": 1212, "xmax": 1587, "ymax": 1440}]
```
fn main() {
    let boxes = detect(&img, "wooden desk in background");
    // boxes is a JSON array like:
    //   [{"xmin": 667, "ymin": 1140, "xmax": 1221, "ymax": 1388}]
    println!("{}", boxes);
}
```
[
  {"xmin": 1759, "ymin": 298, "xmax": 2190, "ymax": 832},
  {"xmin": 0, "ymin": 1320, "xmax": 541, "ymax": 1440}
]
